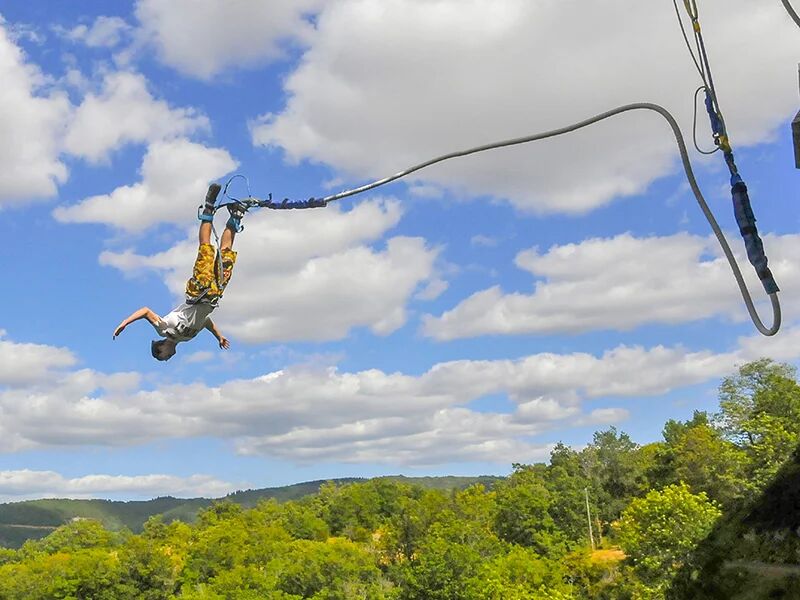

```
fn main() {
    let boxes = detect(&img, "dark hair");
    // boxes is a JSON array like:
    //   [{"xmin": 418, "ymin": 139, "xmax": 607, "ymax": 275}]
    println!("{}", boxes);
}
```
[{"xmin": 151, "ymin": 339, "xmax": 175, "ymax": 361}]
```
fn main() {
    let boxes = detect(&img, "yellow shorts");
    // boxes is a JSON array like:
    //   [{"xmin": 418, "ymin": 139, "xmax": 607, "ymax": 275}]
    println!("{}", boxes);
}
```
[{"xmin": 185, "ymin": 243, "xmax": 237, "ymax": 301}]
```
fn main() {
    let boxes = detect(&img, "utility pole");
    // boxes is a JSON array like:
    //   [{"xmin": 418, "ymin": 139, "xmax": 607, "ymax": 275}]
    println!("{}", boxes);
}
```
[{"xmin": 585, "ymin": 487, "xmax": 595, "ymax": 551}]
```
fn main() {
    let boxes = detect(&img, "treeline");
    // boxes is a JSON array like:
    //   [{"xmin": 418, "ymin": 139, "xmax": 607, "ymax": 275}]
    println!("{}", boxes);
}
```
[
  {"xmin": 0, "ymin": 359, "xmax": 797, "ymax": 599},
  {"xmin": 0, "ymin": 477, "xmax": 505, "ymax": 549}
]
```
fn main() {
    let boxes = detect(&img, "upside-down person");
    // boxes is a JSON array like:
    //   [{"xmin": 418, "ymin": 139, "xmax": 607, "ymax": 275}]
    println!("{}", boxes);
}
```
[{"xmin": 113, "ymin": 183, "xmax": 244, "ymax": 361}]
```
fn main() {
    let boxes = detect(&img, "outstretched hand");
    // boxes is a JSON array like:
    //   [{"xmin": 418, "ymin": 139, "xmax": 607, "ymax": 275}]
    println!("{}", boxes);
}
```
[
  {"xmin": 218, "ymin": 336, "xmax": 230, "ymax": 350},
  {"xmin": 113, "ymin": 323, "xmax": 126, "ymax": 339}
]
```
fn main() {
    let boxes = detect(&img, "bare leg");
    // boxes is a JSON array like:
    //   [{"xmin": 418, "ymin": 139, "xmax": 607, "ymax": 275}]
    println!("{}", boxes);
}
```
[
  {"xmin": 199, "ymin": 221, "xmax": 212, "ymax": 246},
  {"xmin": 220, "ymin": 224, "xmax": 236, "ymax": 251},
  {"xmin": 198, "ymin": 183, "xmax": 221, "ymax": 246}
]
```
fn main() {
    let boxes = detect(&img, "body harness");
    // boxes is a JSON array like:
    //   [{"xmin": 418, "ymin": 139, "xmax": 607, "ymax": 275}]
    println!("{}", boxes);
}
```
[{"xmin": 201, "ymin": 1, "xmax": 791, "ymax": 336}]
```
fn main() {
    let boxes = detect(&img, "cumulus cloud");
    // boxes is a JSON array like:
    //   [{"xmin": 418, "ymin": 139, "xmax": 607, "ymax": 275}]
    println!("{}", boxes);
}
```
[
  {"xmin": 62, "ymin": 16, "xmax": 132, "ymax": 48},
  {"xmin": 0, "ymin": 17, "xmax": 70, "ymax": 206},
  {"xmin": 0, "ymin": 469, "xmax": 237, "ymax": 501},
  {"xmin": 134, "ymin": 0, "xmax": 326, "ymax": 80},
  {"xmin": 64, "ymin": 71, "xmax": 209, "ymax": 163},
  {"xmin": 0, "ymin": 332, "xmax": 76, "ymax": 386},
  {"xmin": 53, "ymin": 139, "xmax": 237, "ymax": 231},
  {"xmin": 2, "ymin": 327, "xmax": 798, "ymax": 463},
  {"xmin": 253, "ymin": 0, "xmax": 800, "ymax": 214},
  {"xmin": 100, "ymin": 199, "xmax": 440, "ymax": 342},
  {"xmin": 423, "ymin": 232, "xmax": 799, "ymax": 339}
]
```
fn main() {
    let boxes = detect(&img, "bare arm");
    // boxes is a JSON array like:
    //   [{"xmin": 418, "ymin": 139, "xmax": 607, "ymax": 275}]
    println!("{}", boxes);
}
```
[
  {"xmin": 113, "ymin": 307, "xmax": 160, "ymax": 339},
  {"xmin": 205, "ymin": 318, "xmax": 230, "ymax": 349}
]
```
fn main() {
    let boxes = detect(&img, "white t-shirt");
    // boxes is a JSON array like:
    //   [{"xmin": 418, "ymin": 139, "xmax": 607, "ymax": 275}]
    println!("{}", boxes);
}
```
[{"xmin": 153, "ymin": 302, "xmax": 215, "ymax": 343}]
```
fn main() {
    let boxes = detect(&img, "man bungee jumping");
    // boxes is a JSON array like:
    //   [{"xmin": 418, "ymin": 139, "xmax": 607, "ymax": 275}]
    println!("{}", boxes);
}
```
[{"xmin": 112, "ymin": 183, "xmax": 243, "ymax": 361}]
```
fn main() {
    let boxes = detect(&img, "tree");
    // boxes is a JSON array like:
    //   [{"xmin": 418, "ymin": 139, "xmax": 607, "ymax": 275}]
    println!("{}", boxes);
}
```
[
  {"xmin": 273, "ymin": 538, "xmax": 389, "ymax": 599},
  {"xmin": 717, "ymin": 359, "xmax": 800, "ymax": 443},
  {"xmin": 0, "ymin": 547, "xmax": 17, "ymax": 566},
  {"xmin": 716, "ymin": 359, "xmax": 800, "ymax": 491},
  {"xmin": 464, "ymin": 545, "xmax": 572, "ymax": 600},
  {"xmin": 544, "ymin": 462, "xmax": 593, "ymax": 545},
  {"xmin": 181, "ymin": 501, "xmax": 291, "ymax": 589},
  {"xmin": 313, "ymin": 480, "xmax": 413, "ymax": 542},
  {"xmin": 614, "ymin": 483, "xmax": 721, "ymax": 593},
  {"xmin": 254, "ymin": 499, "xmax": 330, "ymax": 541},
  {"xmin": 117, "ymin": 532, "xmax": 180, "ymax": 598},
  {"xmin": 580, "ymin": 428, "xmax": 642, "ymax": 524},
  {"xmin": 453, "ymin": 484, "xmax": 496, "ymax": 530},
  {"xmin": 394, "ymin": 533, "xmax": 483, "ymax": 600},
  {"xmin": 658, "ymin": 415, "xmax": 750, "ymax": 507},
  {"xmin": 380, "ymin": 489, "xmax": 450, "ymax": 562},
  {"xmin": 493, "ymin": 465, "xmax": 567, "ymax": 557},
  {"xmin": 22, "ymin": 518, "xmax": 119, "ymax": 557},
  {"xmin": 0, "ymin": 548, "xmax": 126, "ymax": 600}
]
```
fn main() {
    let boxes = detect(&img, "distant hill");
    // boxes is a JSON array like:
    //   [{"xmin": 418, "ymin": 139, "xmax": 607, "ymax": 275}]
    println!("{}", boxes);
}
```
[
  {"xmin": 0, "ymin": 475, "xmax": 502, "ymax": 549},
  {"xmin": 0, "ymin": 496, "xmax": 211, "ymax": 549}
]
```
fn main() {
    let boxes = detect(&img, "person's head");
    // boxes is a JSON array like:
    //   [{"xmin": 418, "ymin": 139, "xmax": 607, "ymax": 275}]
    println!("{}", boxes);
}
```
[{"xmin": 151, "ymin": 339, "xmax": 177, "ymax": 361}]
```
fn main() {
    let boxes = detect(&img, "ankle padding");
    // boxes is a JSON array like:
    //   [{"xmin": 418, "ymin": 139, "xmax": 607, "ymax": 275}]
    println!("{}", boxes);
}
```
[{"xmin": 226, "ymin": 216, "xmax": 242, "ymax": 232}]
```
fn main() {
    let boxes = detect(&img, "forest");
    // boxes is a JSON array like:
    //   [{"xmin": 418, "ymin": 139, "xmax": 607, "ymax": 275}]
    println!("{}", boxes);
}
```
[{"xmin": 0, "ymin": 358, "xmax": 798, "ymax": 600}]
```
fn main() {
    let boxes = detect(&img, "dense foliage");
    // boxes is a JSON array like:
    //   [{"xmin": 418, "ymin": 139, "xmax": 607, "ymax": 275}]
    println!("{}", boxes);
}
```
[
  {"xmin": 1, "ymin": 359, "xmax": 798, "ymax": 599},
  {"xmin": 0, "ymin": 477, "xmax": 504, "ymax": 550}
]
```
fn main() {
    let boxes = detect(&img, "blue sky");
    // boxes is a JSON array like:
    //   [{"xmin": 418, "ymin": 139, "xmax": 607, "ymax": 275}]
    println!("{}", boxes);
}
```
[{"xmin": 0, "ymin": 0, "xmax": 798, "ymax": 500}]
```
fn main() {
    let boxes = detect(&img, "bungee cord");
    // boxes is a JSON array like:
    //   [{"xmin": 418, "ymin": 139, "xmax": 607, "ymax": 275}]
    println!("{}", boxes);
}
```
[
  {"xmin": 217, "ymin": 0, "xmax": 784, "ymax": 337},
  {"xmin": 221, "ymin": 102, "xmax": 780, "ymax": 336},
  {"xmin": 781, "ymin": 0, "xmax": 800, "ymax": 29},
  {"xmin": 323, "ymin": 103, "xmax": 781, "ymax": 336}
]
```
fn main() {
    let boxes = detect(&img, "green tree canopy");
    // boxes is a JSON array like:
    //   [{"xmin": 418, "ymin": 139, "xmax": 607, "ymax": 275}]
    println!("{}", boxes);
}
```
[{"xmin": 615, "ymin": 483, "xmax": 721, "ymax": 590}]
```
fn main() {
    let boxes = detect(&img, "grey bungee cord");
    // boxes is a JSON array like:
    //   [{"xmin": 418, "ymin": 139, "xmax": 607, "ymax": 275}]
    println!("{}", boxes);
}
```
[
  {"xmin": 317, "ymin": 103, "xmax": 780, "ymax": 336},
  {"xmin": 232, "ymin": 0, "xmax": 783, "ymax": 336},
  {"xmin": 782, "ymin": 0, "xmax": 800, "ymax": 29}
]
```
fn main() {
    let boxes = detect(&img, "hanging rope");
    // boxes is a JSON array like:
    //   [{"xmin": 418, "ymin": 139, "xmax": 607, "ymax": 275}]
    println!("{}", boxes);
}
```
[{"xmin": 781, "ymin": 0, "xmax": 800, "ymax": 29}]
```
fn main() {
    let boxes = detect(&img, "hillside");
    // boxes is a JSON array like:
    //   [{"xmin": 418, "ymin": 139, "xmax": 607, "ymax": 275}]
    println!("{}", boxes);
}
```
[
  {"xmin": 667, "ymin": 447, "xmax": 800, "ymax": 599},
  {"xmin": 0, "ymin": 475, "xmax": 501, "ymax": 549}
]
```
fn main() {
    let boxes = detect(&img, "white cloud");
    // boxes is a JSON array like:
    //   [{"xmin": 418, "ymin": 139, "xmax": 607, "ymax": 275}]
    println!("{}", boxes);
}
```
[
  {"xmin": 471, "ymin": 234, "xmax": 499, "ymax": 248},
  {"xmin": 252, "ymin": 0, "xmax": 800, "ymax": 214},
  {"xmin": 0, "ymin": 18, "xmax": 70, "ymax": 206},
  {"xmin": 6, "ymin": 21, "xmax": 45, "ymax": 45},
  {"xmin": 100, "ymin": 199, "xmax": 440, "ymax": 342},
  {"xmin": 0, "ymin": 469, "xmax": 236, "ymax": 501},
  {"xmin": 0, "ymin": 332, "xmax": 76, "ymax": 386},
  {"xmin": 183, "ymin": 350, "xmax": 215, "ymax": 364},
  {"xmin": 64, "ymin": 71, "xmax": 209, "ymax": 163},
  {"xmin": 423, "ymin": 232, "xmax": 799, "ymax": 339},
  {"xmin": 134, "ymin": 0, "xmax": 326, "ymax": 80},
  {"xmin": 53, "ymin": 139, "xmax": 237, "ymax": 232},
  {"xmin": 236, "ymin": 408, "xmax": 555, "ymax": 466},
  {"xmin": 415, "ymin": 278, "xmax": 448, "ymax": 301},
  {"xmin": 2, "ymin": 327, "xmax": 798, "ymax": 463},
  {"xmin": 63, "ymin": 16, "xmax": 132, "ymax": 48}
]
